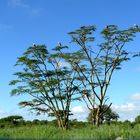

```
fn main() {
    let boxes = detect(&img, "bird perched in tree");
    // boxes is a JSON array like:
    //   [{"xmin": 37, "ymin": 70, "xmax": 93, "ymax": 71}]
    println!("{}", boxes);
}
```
[
  {"xmin": 134, "ymin": 24, "xmax": 139, "ymax": 28},
  {"xmin": 106, "ymin": 25, "xmax": 109, "ymax": 29},
  {"xmin": 33, "ymin": 43, "xmax": 36, "ymax": 47},
  {"xmin": 58, "ymin": 42, "xmax": 62, "ymax": 46}
]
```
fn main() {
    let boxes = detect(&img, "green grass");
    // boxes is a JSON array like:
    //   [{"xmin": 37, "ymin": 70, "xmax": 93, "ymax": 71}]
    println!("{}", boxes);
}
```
[{"xmin": 0, "ymin": 124, "xmax": 140, "ymax": 140}]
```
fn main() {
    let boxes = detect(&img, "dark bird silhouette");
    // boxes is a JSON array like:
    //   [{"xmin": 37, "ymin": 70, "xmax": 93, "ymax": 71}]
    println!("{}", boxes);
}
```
[
  {"xmin": 33, "ymin": 43, "xmax": 36, "ymax": 46},
  {"xmin": 106, "ymin": 25, "xmax": 109, "ymax": 29},
  {"xmin": 134, "ymin": 24, "xmax": 139, "ymax": 28},
  {"xmin": 58, "ymin": 42, "xmax": 62, "ymax": 46}
]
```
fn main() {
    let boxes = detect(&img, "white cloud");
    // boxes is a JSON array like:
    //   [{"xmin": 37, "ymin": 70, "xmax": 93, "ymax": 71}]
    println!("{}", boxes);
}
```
[
  {"xmin": 130, "ymin": 93, "xmax": 140, "ymax": 101},
  {"xmin": 109, "ymin": 92, "xmax": 140, "ymax": 121},
  {"xmin": 112, "ymin": 103, "xmax": 140, "ymax": 113},
  {"xmin": 8, "ymin": 0, "xmax": 41, "ymax": 15},
  {"xmin": 71, "ymin": 106, "xmax": 88, "ymax": 121},
  {"xmin": 71, "ymin": 103, "xmax": 140, "ymax": 122},
  {"xmin": 0, "ymin": 105, "xmax": 88, "ymax": 121},
  {"xmin": 72, "ymin": 106, "xmax": 87, "ymax": 113},
  {"xmin": 111, "ymin": 102, "xmax": 140, "ymax": 121},
  {"xmin": 9, "ymin": 0, "xmax": 29, "ymax": 8}
]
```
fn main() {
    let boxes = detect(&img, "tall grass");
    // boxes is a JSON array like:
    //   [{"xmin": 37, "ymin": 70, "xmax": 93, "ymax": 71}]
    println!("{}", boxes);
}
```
[{"xmin": 0, "ymin": 124, "xmax": 140, "ymax": 140}]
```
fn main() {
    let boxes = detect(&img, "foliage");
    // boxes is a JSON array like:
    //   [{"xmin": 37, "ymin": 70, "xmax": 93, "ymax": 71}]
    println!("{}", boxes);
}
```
[
  {"xmin": 9, "ymin": 25, "xmax": 140, "ymax": 129},
  {"xmin": 10, "ymin": 45, "xmax": 80, "ymax": 130},
  {"xmin": 65, "ymin": 25, "xmax": 140, "ymax": 126},
  {"xmin": 0, "ymin": 116, "xmax": 23, "ymax": 123},
  {"xmin": 0, "ymin": 115, "xmax": 140, "ymax": 139},
  {"xmin": 135, "ymin": 115, "xmax": 140, "ymax": 123},
  {"xmin": 87, "ymin": 105, "xmax": 119, "ymax": 124}
]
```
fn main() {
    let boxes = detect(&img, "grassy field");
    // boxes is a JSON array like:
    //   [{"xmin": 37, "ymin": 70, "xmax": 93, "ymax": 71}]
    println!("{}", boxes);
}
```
[{"xmin": 0, "ymin": 123, "xmax": 140, "ymax": 140}]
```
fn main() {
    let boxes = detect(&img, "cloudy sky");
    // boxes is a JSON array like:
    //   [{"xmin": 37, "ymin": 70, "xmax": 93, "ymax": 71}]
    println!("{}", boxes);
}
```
[{"xmin": 0, "ymin": 0, "xmax": 140, "ymax": 121}]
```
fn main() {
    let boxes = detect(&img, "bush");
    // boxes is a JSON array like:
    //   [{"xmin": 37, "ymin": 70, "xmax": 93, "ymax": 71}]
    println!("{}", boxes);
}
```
[{"xmin": 135, "ymin": 115, "xmax": 140, "ymax": 123}]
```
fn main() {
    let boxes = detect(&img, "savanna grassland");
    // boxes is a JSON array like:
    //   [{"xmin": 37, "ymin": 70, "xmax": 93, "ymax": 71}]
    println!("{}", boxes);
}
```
[
  {"xmin": 0, "ymin": 121, "xmax": 140, "ymax": 140},
  {"xmin": 2, "ymin": 25, "xmax": 140, "ymax": 140}
]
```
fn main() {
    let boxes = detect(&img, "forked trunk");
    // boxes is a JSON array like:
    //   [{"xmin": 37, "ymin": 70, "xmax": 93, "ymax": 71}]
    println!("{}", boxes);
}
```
[
  {"xmin": 57, "ymin": 119, "xmax": 64, "ymax": 130},
  {"xmin": 57, "ymin": 117, "xmax": 69, "ymax": 130}
]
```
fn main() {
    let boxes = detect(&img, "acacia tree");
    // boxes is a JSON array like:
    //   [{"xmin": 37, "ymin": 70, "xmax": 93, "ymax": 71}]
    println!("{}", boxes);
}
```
[
  {"xmin": 0, "ymin": 115, "xmax": 23, "ymax": 123},
  {"xmin": 9, "ymin": 45, "xmax": 80, "ymax": 130},
  {"xmin": 64, "ymin": 25, "xmax": 140, "ymax": 126}
]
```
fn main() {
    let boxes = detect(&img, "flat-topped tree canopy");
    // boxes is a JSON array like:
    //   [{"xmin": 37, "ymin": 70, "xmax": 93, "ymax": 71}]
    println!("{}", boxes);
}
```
[
  {"xmin": 66, "ymin": 25, "xmax": 140, "ymax": 126},
  {"xmin": 9, "ymin": 44, "xmax": 81, "ymax": 130}
]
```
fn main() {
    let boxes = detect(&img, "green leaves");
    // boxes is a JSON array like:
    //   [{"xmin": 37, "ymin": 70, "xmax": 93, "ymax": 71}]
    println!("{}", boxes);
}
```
[
  {"xmin": 68, "ymin": 26, "xmax": 96, "ymax": 35},
  {"xmin": 11, "ymin": 86, "xmax": 30, "ymax": 96},
  {"xmin": 68, "ymin": 26, "xmax": 96, "ymax": 46},
  {"xmin": 0, "ymin": 115, "xmax": 23, "ymax": 122},
  {"xmin": 24, "ymin": 45, "xmax": 49, "ymax": 56},
  {"xmin": 52, "ymin": 45, "xmax": 68, "ymax": 51},
  {"xmin": 10, "ymin": 44, "xmax": 81, "ymax": 129},
  {"xmin": 10, "ymin": 25, "xmax": 140, "ymax": 128},
  {"xmin": 101, "ymin": 25, "xmax": 140, "ymax": 44},
  {"xmin": 9, "ymin": 80, "xmax": 21, "ymax": 85},
  {"xmin": 66, "ymin": 25, "xmax": 140, "ymax": 126}
]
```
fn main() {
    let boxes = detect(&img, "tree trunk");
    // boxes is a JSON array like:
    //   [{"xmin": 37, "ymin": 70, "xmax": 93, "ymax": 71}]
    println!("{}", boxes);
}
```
[
  {"xmin": 57, "ymin": 119, "xmax": 62, "ymax": 129},
  {"xmin": 57, "ymin": 119, "xmax": 65, "ymax": 130},
  {"xmin": 95, "ymin": 107, "xmax": 101, "ymax": 127},
  {"xmin": 91, "ymin": 110, "xmax": 96, "ymax": 125},
  {"xmin": 65, "ymin": 114, "xmax": 69, "ymax": 130},
  {"xmin": 64, "ymin": 118, "xmax": 68, "ymax": 130},
  {"xmin": 57, "ymin": 117, "xmax": 69, "ymax": 130}
]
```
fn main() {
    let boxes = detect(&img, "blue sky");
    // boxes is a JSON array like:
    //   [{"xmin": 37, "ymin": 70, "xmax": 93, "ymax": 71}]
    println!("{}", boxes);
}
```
[{"xmin": 0, "ymin": 0, "xmax": 140, "ymax": 121}]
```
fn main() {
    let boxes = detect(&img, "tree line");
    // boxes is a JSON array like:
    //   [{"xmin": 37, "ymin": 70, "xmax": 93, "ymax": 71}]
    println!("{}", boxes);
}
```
[
  {"xmin": 9, "ymin": 25, "xmax": 140, "ymax": 130},
  {"xmin": 1, "ymin": 114, "xmax": 140, "ymax": 129}
]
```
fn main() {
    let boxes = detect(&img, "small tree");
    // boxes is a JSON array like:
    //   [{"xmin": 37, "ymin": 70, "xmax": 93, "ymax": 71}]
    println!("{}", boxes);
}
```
[
  {"xmin": 135, "ymin": 115, "xmax": 140, "ymax": 124},
  {"xmin": 87, "ymin": 105, "xmax": 119, "ymax": 124},
  {"xmin": 0, "ymin": 115, "xmax": 23, "ymax": 123},
  {"xmin": 10, "ymin": 45, "xmax": 80, "ymax": 130},
  {"xmin": 66, "ymin": 25, "xmax": 140, "ymax": 126}
]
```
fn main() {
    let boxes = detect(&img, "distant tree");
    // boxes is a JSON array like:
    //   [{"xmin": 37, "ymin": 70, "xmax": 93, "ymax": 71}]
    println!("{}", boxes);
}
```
[
  {"xmin": 102, "ymin": 106, "xmax": 119, "ymax": 124},
  {"xmin": 65, "ymin": 25, "xmax": 140, "ymax": 126},
  {"xmin": 87, "ymin": 105, "xmax": 119, "ymax": 124},
  {"xmin": 0, "ymin": 115, "xmax": 23, "ymax": 123},
  {"xmin": 32, "ymin": 119, "xmax": 40, "ymax": 124},
  {"xmin": 135, "ymin": 115, "xmax": 140, "ymax": 123},
  {"xmin": 9, "ymin": 45, "xmax": 80, "ymax": 130}
]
